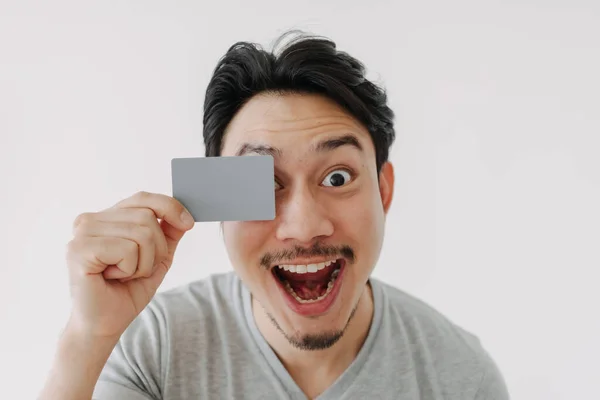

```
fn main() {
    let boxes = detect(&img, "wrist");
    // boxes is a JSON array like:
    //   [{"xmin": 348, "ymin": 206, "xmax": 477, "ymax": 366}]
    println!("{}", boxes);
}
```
[
  {"xmin": 39, "ymin": 320, "xmax": 120, "ymax": 400},
  {"xmin": 62, "ymin": 319, "xmax": 121, "ymax": 358}
]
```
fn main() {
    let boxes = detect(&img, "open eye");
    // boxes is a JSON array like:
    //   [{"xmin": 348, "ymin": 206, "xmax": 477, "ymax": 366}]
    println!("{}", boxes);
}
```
[{"xmin": 321, "ymin": 169, "xmax": 352, "ymax": 187}]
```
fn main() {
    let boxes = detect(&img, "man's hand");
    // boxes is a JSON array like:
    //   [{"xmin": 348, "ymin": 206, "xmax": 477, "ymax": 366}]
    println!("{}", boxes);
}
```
[
  {"xmin": 39, "ymin": 191, "xmax": 194, "ymax": 400},
  {"xmin": 66, "ymin": 191, "xmax": 194, "ymax": 338}
]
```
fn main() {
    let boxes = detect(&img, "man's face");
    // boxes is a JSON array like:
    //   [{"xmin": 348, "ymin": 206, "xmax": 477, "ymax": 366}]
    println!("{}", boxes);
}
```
[{"xmin": 221, "ymin": 93, "xmax": 393, "ymax": 350}]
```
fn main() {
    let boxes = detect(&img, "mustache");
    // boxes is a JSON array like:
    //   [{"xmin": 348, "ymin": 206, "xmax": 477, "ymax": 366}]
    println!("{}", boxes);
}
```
[{"xmin": 260, "ymin": 243, "xmax": 355, "ymax": 269}]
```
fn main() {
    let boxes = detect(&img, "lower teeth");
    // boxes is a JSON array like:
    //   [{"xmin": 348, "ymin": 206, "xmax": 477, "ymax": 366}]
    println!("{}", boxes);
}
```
[{"xmin": 284, "ymin": 267, "xmax": 340, "ymax": 304}]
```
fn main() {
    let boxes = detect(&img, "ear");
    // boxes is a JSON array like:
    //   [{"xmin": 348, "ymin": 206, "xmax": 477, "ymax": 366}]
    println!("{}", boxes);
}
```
[{"xmin": 378, "ymin": 162, "xmax": 395, "ymax": 215}]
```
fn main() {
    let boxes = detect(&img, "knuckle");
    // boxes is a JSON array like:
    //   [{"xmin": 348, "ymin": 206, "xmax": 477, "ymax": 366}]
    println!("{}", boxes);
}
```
[
  {"xmin": 66, "ymin": 238, "xmax": 92, "ymax": 274},
  {"xmin": 125, "ymin": 238, "xmax": 138, "ymax": 254},
  {"xmin": 169, "ymin": 196, "xmax": 182, "ymax": 210},
  {"xmin": 134, "ymin": 190, "xmax": 149, "ymax": 198},
  {"xmin": 135, "ymin": 208, "xmax": 156, "ymax": 224},
  {"xmin": 73, "ymin": 212, "xmax": 93, "ymax": 230},
  {"xmin": 172, "ymin": 204, "xmax": 183, "ymax": 217},
  {"xmin": 66, "ymin": 238, "xmax": 81, "ymax": 256},
  {"xmin": 73, "ymin": 219, "xmax": 91, "ymax": 236},
  {"xmin": 157, "ymin": 193, "xmax": 177, "ymax": 209},
  {"xmin": 97, "ymin": 237, "xmax": 113, "ymax": 257},
  {"xmin": 137, "ymin": 225, "xmax": 154, "ymax": 244}
]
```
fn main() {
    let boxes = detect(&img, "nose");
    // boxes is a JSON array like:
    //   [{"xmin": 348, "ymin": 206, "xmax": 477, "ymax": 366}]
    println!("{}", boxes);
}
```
[{"xmin": 275, "ymin": 186, "xmax": 334, "ymax": 244}]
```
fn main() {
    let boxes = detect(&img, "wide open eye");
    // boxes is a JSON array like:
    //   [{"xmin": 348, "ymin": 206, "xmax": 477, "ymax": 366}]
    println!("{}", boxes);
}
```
[{"xmin": 321, "ymin": 170, "xmax": 352, "ymax": 187}]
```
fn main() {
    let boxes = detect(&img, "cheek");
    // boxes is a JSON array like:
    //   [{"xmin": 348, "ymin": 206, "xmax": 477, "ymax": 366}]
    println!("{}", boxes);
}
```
[
  {"xmin": 223, "ymin": 221, "xmax": 272, "ymax": 267},
  {"xmin": 335, "ymin": 189, "xmax": 385, "ymax": 259}
]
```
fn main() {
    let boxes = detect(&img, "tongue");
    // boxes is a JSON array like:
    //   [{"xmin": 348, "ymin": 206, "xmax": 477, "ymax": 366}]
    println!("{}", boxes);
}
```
[
  {"xmin": 276, "ymin": 262, "xmax": 339, "ymax": 300},
  {"xmin": 288, "ymin": 280, "xmax": 328, "ymax": 300}
]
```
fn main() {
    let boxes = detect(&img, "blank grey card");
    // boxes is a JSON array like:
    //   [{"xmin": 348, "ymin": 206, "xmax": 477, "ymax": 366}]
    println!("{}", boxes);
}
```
[{"xmin": 171, "ymin": 156, "xmax": 275, "ymax": 222}]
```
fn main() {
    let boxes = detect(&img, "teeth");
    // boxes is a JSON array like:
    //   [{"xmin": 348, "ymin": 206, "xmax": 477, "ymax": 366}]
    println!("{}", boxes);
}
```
[
  {"xmin": 296, "ymin": 265, "xmax": 307, "ymax": 273},
  {"xmin": 277, "ymin": 259, "xmax": 338, "ymax": 274}
]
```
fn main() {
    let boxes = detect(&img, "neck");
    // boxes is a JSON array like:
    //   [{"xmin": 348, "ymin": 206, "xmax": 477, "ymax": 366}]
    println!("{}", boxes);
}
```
[{"xmin": 252, "ymin": 282, "xmax": 374, "ymax": 398}]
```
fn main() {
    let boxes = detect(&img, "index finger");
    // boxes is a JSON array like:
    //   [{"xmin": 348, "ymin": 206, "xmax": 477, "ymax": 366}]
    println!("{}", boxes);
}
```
[{"xmin": 113, "ymin": 191, "xmax": 194, "ymax": 231}]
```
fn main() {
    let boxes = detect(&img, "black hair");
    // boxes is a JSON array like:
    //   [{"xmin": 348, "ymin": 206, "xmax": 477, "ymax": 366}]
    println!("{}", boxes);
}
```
[{"xmin": 203, "ymin": 31, "xmax": 396, "ymax": 172}]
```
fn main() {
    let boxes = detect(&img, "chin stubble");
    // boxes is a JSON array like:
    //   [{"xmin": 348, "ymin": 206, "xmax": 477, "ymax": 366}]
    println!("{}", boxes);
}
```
[{"xmin": 265, "ymin": 299, "xmax": 360, "ymax": 351}]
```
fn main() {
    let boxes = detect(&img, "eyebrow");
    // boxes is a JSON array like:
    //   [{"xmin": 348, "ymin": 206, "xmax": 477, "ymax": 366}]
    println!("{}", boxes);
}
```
[
  {"xmin": 312, "ymin": 134, "xmax": 363, "ymax": 153},
  {"xmin": 235, "ymin": 143, "xmax": 281, "ymax": 157},
  {"xmin": 235, "ymin": 134, "xmax": 363, "ymax": 157}
]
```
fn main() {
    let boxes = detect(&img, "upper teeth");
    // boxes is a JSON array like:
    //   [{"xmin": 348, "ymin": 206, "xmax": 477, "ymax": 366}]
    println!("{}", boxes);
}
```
[{"xmin": 277, "ymin": 259, "xmax": 336, "ymax": 274}]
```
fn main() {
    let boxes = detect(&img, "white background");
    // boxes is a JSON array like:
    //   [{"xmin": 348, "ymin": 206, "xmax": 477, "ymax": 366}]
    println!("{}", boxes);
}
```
[{"xmin": 1, "ymin": 1, "xmax": 599, "ymax": 399}]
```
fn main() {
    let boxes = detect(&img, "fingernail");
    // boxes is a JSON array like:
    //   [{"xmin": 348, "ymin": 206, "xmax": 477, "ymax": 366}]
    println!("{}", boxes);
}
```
[{"xmin": 180, "ymin": 210, "xmax": 194, "ymax": 226}]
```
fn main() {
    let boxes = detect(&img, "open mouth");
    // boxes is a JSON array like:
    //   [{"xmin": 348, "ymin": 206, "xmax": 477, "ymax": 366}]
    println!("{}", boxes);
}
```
[{"xmin": 272, "ymin": 258, "xmax": 343, "ymax": 304}]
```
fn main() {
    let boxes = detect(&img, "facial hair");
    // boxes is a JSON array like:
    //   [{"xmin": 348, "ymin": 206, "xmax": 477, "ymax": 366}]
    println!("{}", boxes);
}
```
[{"xmin": 264, "ymin": 299, "xmax": 360, "ymax": 351}]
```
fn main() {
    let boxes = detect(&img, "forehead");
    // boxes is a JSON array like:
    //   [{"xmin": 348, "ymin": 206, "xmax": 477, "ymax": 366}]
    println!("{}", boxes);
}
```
[{"xmin": 220, "ymin": 93, "xmax": 374, "ymax": 156}]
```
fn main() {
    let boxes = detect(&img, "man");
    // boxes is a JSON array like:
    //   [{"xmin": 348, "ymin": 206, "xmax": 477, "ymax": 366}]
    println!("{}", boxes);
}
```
[{"xmin": 40, "ymin": 32, "xmax": 509, "ymax": 399}]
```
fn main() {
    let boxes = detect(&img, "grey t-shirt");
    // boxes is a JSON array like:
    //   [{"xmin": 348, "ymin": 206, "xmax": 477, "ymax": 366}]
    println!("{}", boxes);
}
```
[{"xmin": 92, "ymin": 272, "xmax": 509, "ymax": 399}]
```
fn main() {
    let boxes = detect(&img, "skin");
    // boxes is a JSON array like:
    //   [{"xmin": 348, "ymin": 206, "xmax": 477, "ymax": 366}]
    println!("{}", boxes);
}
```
[
  {"xmin": 39, "ymin": 92, "xmax": 394, "ymax": 400},
  {"xmin": 40, "ymin": 192, "xmax": 196, "ymax": 400},
  {"xmin": 220, "ymin": 92, "xmax": 394, "ymax": 398}
]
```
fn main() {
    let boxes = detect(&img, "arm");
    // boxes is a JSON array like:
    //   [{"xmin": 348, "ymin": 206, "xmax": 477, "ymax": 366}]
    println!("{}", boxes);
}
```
[
  {"xmin": 38, "ymin": 192, "xmax": 193, "ymax": 399},
  {"xmin": 39, "ymin": 323, "xmax": 120, "ymax": 400}
]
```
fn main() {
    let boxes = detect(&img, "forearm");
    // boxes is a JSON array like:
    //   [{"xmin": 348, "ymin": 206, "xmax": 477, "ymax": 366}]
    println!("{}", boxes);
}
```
[{"xmin": 39, "ymin": 323, "xmax": 120, "ymax": 400}]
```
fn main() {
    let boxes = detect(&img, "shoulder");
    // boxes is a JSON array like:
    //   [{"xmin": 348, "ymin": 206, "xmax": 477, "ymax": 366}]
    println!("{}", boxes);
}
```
[
  {"xmin": 95, "ymin": 273, "xmax": 245, "ymax": 398},
  {"xmin": 372, "ymin": 279, "xmax": 510, "ymax": 399},
  {"xmin": 119, "ymin": 272, "xmax": 243, "ymax": 352},
  {"xmin": 146, "ymin": 271, "xmax": 242, "ymax": 332},
  {"xmin": 151, "ymin": 271, "xmax": 240, "ymax": 316},
  {"xmin": 374, "ymin": 278, "xmax": 486, "ymax": 354}
]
